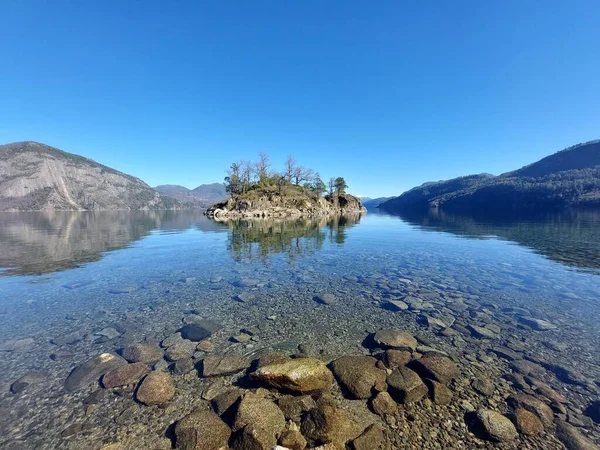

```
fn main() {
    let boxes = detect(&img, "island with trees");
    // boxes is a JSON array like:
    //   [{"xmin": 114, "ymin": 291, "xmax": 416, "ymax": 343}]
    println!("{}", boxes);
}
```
[{"xmin": 206, "ymin": 153, "xmax": 366, "ymax": 218}]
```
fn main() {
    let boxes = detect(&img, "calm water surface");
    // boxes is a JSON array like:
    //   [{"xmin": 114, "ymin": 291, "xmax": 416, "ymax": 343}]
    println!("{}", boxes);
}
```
[{"xmin": 1, "ymin": 209, "xmax": 599, "ymax": 448}]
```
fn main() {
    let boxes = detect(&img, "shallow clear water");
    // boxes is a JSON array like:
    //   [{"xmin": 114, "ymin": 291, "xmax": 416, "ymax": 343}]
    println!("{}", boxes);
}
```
[{"xmin": 1, "ymin": 209, "xmax": 599, "ymax": 448}]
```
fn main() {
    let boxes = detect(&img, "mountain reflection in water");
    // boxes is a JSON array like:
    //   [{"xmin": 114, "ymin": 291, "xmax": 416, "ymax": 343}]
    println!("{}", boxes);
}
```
[
  {"xmin": 391, "ymin": 208, "xmax": 600, "ymax": 273},
  {"xmin": 219, "ymin": 213, "xmax": 363, "ymax": 265},
  {"xmin": 0, "ymin": 210, "xmax": 228, "ymax": 276}
]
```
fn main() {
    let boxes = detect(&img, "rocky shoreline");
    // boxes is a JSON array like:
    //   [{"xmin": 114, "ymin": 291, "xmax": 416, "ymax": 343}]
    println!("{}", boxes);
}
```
[
  {"xmin": 206, "ymin": 193, "xmax": 366, "ymax": 219},
  {"xmin": 1, "ymin": 257, "xmax": 600, "ymax": 449}
]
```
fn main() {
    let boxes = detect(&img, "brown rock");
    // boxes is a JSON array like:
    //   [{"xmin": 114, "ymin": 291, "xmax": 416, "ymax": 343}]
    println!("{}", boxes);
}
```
[
  {"xmin": 330, "ymin": 356, "xmax": 386, "ymax": 399},
  {"xmin": 231, "ymin": 424, "xmax": 276, "ymax": 450},
  {"xmin": 102, "ymin": 363, "xmax": 149, "ymax": 389},
  {"xmin": 277, "ymin": 395, "xmax": 317, "ymax": 423},
  {"xmin": 279, "ymin": 429, "xmax": 307, "ymax": 450},
  {"xmin": 251, "ymin": 358, "xmax": 333, "ymax": 393},
  {"xmin": 211, "ymin": 388, "xmax": 242, "ymax": 416},
  {"xmin": 428, "ymin": 380, "xmax": 453, "ymax": 405},
  {"xmin": 164, "ymin": 340, "xmax": 197, "ymax": 362},
  {"xmin": 475, "ymin": 409, "xmax": 518, "ymax": 442},
  {"xmin": 413, "ymin": 354, "xmax": 460, "ymax": 385},
  {"xmin": 135, "ymin": 371, "xmax": 175, "ymax": 406},
  {"xmin": 351, "ymin": 424, "xmax": 384, "ymax": 450},
  {"xmin": 381, "ymin": 349, "xmax": 411, "ymax": 369},
  {"xmin": 373, "ymin": 329, "xmax": 417, "ymax": 351},
  {"xmin": 201, "ymin": 355, "xmax": 249, "ymax": 377},
  {"xmin": 301, "ymin": 401, "xmax": 365, "ymax": 447},
  {"xmin": 233, "ymin": 392, "xmax": 285, "ymax": 439},
  {"xmin": 386, "ymin": 366, "xmax": 428, "ymax": 404},
  {"xmin": 370, "ymin": 391, "xmax": 397, "ymax": 416},
  {"xmin": 513, "ymin": 408, "xmax": 544, "ymax": 435},
  {"xmin": 507, "ymin": 394, "xmax": 554, "ymax": 428},
  {"xmin": 121, "ymin": 343, "xmax": 163, "ymax": 364},
  {"xmin": 174, "ymin": 409, "xmax": 231, "ymax": 450}
]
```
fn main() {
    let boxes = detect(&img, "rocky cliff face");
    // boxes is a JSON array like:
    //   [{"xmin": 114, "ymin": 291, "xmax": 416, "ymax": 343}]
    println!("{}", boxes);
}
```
[
  {"xmin": 0, "ymin": 142, "xmax": 179, "ymax": 211},
  {"xmin": 206, "ymin": 191, "xmax": 366, "ymax": 218}
]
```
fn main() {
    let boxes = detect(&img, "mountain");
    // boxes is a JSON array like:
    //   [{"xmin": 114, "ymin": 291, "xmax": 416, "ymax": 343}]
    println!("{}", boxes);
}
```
[
  {"xmin": 381, "ymin": 140, "xmax": 600, "ymax": 214},
  {"xmin": 0, "ymin": 141, "xmax": 179, "ymax": 211},
  {"xmin": 154, "ymin": 182, "xmax": 227, "ymax": 207},
  {"xmin": 361, "ymin": 196, "xmax": 397, "ymax": 209}
]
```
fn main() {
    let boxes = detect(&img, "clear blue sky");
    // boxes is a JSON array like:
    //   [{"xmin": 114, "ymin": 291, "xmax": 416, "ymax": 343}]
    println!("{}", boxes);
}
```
[{"xmin": 1, "ymin": 1, "xmax": 599, "ymax": 197}]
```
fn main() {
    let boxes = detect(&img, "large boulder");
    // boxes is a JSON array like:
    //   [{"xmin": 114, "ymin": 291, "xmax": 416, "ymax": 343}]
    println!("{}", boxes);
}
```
[
  {"xmin": 174, "ymin": 409, "xmax": 232, "ymax": 450},
  {"xmin": 330, "ymin": 356, "xmax": 386, "ymax": 399},
  {"xmin": 251, "ymin": 358, "xmax": 333, "ymax": 393},
  {"xmin": 386, "ymin": 366, "xmax": 428, "ymax": 404},
  {"xmin": 64, "ymin": 353, "xmax": 127, "ymax": 392}
]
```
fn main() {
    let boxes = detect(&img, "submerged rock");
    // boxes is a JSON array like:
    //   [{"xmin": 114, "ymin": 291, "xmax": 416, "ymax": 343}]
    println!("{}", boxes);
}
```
[
  {"xmin": 102, "ymin": 362, "xmax": 149, "ymax": 388},
  {"xmin": 314, "ymin": 293, "xmax": 336, "ymax": 305},
  {"xmin": 373, "ymin": 329, "xmax": 417, "ymax": 351},
  {"xmin": 64, "ymin": 353, "xmax": 127, "ymax": 392},
  {"xmin": 10, "ymin": 371, "xmax": 49, "ymax": 394},
  {"xmin": 555, "ymin": 420, "xmax": 599, "ymax": 450},
  {"xmin": 201, "ymin": 355, "xmax": 249, "ymax": 377},
  {"xmin": 174, "ymin": 409, "xmax": 231, "ymax": 450},
  {"xmin": 300, "ymin": 401, "xmax": 365, "ymax": 447},
  {"xmin": 370, "ymin": 391, "xmax": 397, "ymax": 416},
  {"xmin": 413, "ymin": 354, "xmax": 460, "ymax": 385},
  {"xmin": 518, "ymin": 317, "xmax": 557, "ymax": 331},
  {"xmin": 386, "ymin": 366, "xmax": 428, "ymax": 404},
  {"xmin": 121, "ymin": 343, "xmax": 163, "ymax": 364},
  {"xmin": 251, "ymin": 358, "xmax": 333, "ymax": 393},
  {"xmin": 135, "ymin": 371, "xmax": 175, "ymax": 406},
  {"xmin": 351, "ymin": 424, "xmax": 384, "ymax": 450},
  {"xmin": 179, "ymin": 320, "xmax": 222, "ymax": 341},
  {"xmin": 507, "ymin": 394, "xmax": 554, "ymax": 428},
  {"xmin": 233, "ymin": 392, "xmax": 286, "ymax": 440},
  {"xmin": 475, "ymin": 409, "xmax": 518, "ymax": 442},
  {"xmin": 330, "ymin": 356, "xmax": 386, "ymax": 399},
  {"xmin": 513, "ymin": 408, "xmax": 544, "ymax": 435}
]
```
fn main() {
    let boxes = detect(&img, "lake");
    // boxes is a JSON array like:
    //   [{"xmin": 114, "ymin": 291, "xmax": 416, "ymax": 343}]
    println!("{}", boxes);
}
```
[{"xmin": 0, "ymin": 210, "xmax": 599, "ymax": 449}]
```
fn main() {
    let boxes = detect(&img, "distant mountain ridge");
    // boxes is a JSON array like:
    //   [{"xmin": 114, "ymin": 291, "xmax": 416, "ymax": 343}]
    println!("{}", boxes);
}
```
[
  {"xmin": 154, "ymin": 183, "xmax": 227, "ymax": 207},
  {"xmin": 381, "ymin": 140, "xmax": 600, "ymax": 214},
  {"xmin": 361, "ymin": 196, "xmax": 397, "ymax": 209},
  {"xmin": 0, "ymin": 142, "xmax": 179, "ymax": 211}
]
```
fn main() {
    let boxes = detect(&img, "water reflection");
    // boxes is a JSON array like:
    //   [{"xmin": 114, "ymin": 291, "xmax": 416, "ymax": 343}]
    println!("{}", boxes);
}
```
[
  {"xmin": 390, "ymin": 208, "xmax": 600, "ymax": 273},
  {"xmin": 221, "ymin": 213, "xmax": 363, "ymax": 264},
  {"xmin": 0, "ymin": 210, "xmax": 228, "ymax": 276}
]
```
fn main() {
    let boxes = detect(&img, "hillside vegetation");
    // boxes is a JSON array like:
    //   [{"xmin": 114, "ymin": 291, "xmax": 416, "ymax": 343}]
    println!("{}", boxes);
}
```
[{"xmin": 381, "ymin": 140, "xmax": 600, "ymax": 213}]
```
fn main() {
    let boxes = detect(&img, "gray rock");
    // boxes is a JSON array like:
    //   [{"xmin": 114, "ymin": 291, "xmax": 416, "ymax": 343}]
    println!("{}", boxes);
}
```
[
  {"xmin": 201, "ymin": 355, "xmax": 249, "ymax": 377},
  {"xmin": 314, "ymin": 293, "xmax": 336, "ymax": 305},
  {"xmin": 121, "ymin": 343, "xmax": 163, "ymax": 364},
  {"xmin": 518, "ymin": 317, "xmax": 557, "ymax": 331},
  {"xmin": 179, "ymin": 320, "xmax": 222, "ymax": 341}
]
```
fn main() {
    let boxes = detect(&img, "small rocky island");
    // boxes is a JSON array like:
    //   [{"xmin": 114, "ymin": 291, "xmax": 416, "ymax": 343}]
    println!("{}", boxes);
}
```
[{"xmin": 206, "ymin": 154, "xmax": 366, "ymax": 218}]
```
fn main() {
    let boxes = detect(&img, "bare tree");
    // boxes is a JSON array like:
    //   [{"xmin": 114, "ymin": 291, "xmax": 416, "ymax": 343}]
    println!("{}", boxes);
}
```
[
  {"xmin": 254, "ymin": 152, "xmax": 270, "ymax": 183},
  {"xmin": 285, "ymin": 155, "xmax": 297, "ymax": 183}
]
